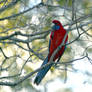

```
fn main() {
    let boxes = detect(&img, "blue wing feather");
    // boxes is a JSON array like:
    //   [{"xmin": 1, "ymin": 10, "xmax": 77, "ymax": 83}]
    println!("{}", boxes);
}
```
[
  {"xmin": 34, "ymin": 56, "xmax": 53, "ymax": 85},
  {"xmin": 49, "ymin": 39, "xmax": 51, "ymax": 52}
]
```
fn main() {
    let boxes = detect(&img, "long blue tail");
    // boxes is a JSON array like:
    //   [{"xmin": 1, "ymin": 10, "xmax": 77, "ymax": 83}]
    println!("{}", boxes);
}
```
[{"xmin": 34, "ymin": 56, "xmax": 53, "ymax": 85}]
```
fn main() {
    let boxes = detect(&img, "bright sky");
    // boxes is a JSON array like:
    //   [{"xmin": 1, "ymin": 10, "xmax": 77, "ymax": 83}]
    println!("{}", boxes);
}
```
[{"xmin": 30, "ymin": 0, "xmax": 41, "ymax": 6}]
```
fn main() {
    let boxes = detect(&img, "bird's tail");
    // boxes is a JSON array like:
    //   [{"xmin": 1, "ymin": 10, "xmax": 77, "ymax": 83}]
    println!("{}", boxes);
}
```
[{"xmin": 34, "ymin": 56, "xmax": 53, "ymax": 85}]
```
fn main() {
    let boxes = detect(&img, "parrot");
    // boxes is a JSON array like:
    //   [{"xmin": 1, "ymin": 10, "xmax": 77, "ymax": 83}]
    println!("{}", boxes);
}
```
[{"xmin": 34, "ymin": 20, "xmax": 68, "ymax": 85}]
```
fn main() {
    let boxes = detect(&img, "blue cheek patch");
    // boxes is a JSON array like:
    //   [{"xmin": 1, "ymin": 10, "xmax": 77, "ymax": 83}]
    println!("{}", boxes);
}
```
[{"xmin": 52, "ymin": 25, "xmax": 60, "ymax": 30}]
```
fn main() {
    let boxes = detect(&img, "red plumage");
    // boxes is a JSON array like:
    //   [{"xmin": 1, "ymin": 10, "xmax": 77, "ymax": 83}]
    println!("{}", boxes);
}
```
[{"xmin": 48, "ymin": 20, "xmax": 68, "ymax": 61}]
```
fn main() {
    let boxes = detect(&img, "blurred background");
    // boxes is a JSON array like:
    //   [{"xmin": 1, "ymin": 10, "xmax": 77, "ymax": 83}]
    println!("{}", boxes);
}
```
[{"xmin": 0, "ymin": 0, "xmax": 92, "ymax": 92}]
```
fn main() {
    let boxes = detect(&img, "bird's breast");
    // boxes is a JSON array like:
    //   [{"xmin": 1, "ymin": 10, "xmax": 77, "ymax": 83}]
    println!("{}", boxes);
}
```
[{"xmin": 50, "ymin": 31, "xmax": 64, "ymax": 53}]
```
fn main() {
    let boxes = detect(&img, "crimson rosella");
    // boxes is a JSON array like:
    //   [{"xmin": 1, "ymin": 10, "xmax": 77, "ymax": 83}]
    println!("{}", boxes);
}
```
[{"xmin": 34, "ymin": 20, "xmax": 68, "ymax": 85}]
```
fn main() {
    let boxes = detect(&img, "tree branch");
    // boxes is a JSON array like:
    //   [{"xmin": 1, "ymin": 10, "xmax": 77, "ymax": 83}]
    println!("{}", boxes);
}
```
[{"xmin": 0, "ymin": 0, "xmax": 20, "ymax": 13}]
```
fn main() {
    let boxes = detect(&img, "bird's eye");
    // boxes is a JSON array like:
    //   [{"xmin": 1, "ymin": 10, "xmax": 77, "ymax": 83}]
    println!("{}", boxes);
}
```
[
  {"xmin": 55, "ymin": 23, "xmax": 59, "ymax": 25},
  {"xmin": 55, "ymin": 23, "xmax": 58, "ymax": 25}
]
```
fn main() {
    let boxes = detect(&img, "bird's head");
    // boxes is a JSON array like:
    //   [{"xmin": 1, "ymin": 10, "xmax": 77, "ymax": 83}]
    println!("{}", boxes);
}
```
[
  {"xmin": 52, "ymin": 20, "xmax": 62, "ymax": 26},
  {"xmin": 52, "ymin": 20, "xmax": 62, "ymax": 30}
]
